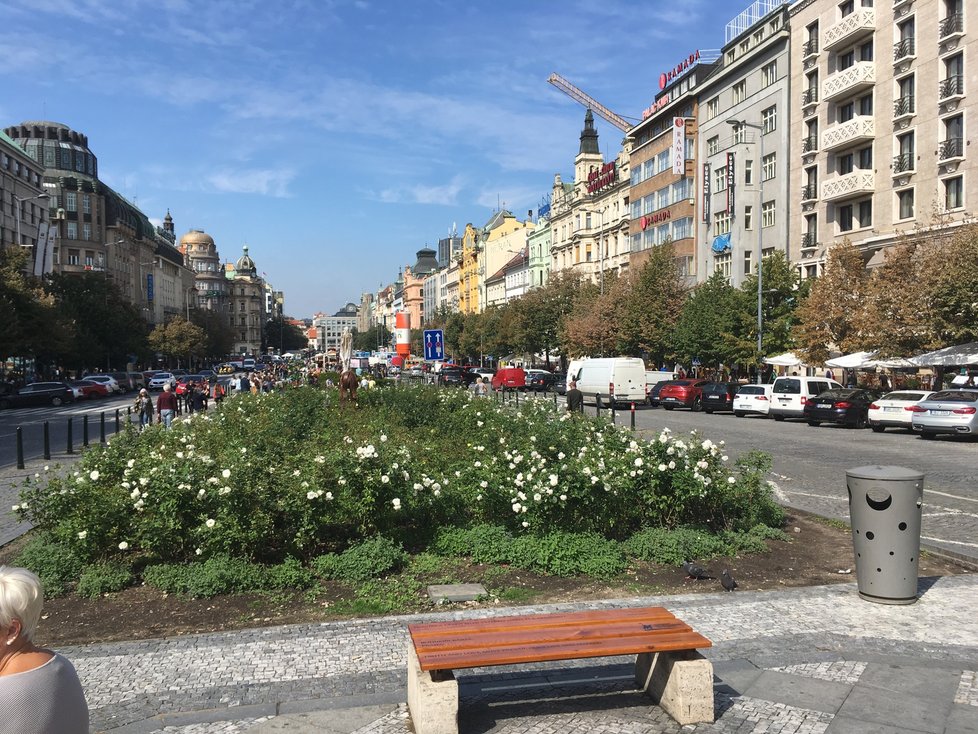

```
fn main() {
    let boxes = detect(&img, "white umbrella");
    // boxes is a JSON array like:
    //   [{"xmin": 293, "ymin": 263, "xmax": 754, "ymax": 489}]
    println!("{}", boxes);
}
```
[
  {"xmin": 871, "ymin": 357, "xmax": 918, "ymax": 369},
  {"xmin": 825, "ymin": 351, "xmax": 877, "ymax": 369},
  {"xmin": 763, "ymin": 352, "xmax": 802, "ymax": 367},
  {"xmin": 909, "ymin": 342, "xmax": 978, "ymax": 367}
]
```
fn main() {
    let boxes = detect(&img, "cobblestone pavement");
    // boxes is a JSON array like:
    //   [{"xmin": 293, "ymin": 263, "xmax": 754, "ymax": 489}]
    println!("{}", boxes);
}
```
[{"xmin": 68, "ymin": 573, "xmax": 978, "ymax": 733}]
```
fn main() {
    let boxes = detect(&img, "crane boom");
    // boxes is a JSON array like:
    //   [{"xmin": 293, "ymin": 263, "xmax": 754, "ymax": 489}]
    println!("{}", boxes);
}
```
[{"xmin": 547, "ymin": 73, "xmax": 631, "ymax": 132}]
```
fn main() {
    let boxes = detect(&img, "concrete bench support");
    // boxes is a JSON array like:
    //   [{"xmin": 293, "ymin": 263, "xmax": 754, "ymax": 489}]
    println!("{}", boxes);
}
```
[
  {"xmin": 407, "ymin": 641, "xmax": 459, "ymax": 734},
  {"xmin": 635, "ymin": 649, "xmax": 715, "ymax": 725}
]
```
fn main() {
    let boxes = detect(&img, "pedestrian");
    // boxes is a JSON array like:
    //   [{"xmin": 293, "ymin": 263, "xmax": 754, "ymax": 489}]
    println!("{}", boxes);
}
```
[
  {"xmin": 134, "ymin": 388, "xmax": 153, "ymax": 430},
  {"xmin": 191, "ymin": 384, "xmax": 206, "ymax": 413},
  {"xmin": 212, "ymin": 380, "xmax": 225, "ymax": 405},
  {"xmin": 0, "ymin": 566, "xmax": 90, "ymax": 733},
  {"xmin": 156, "ymin": 383, "xmax": 178, "ymax": 428},
  {"xmin": 473, "ymin": 376, "xmax": 489, "ymax": 397},
  {"xmin": 565, "ymin": 379, "xmax": 584, "ymax": 413},
  {"xmin": 825, "ymin": 368, "xmax": 835, "ymax": 381}
]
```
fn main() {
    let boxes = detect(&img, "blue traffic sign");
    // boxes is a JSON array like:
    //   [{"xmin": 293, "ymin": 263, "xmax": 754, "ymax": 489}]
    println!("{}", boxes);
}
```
[{"xmin": 423, "ymin": 329, "xmax": 445, "ymax": 361}]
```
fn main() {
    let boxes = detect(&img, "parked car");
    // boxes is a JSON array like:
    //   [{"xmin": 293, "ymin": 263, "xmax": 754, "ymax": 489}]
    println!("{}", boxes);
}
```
[
  {"xmin": 406, "ymin": 365, "xmax": 424, "ymax": 378},
  {"xmin": 700, "ymin": 382, "xmax": 741, "ymax": 414},
  {"xmin": 566, "ymin": 357, "xmax": 647, "ymax": 406},
  {"xmin": 70, "ymin": 379, "xmax": 110, "ymax": 399},
  {"xmin": 148, "ymin": 372, "xmax": 176, "ymax": 390},
  {"xmin": 439, "ymin": 367, "xmax": 465, "ymax": 387},
  {"xmin": 910, "ymin": 389, "xmax": 978, "ymax": 438},
  {"xmin": 107, "ymin": 371, "xmax": 135, "ymax": 392},
  {"xmin": 0, "ymin": 382, "xmax": 75, "ymax": 409},
  {"xmin": 769, "ymin": 376, "xmax": 842, "ymax": 421},
  {"xmin": 645, "ymin": 370, "xmax": 678, "ymax": 397},
  {"xmin": 176, "ymin": 375, "xmax": 205, "ymax": 396},
  {"xmin": 462, "ymin": 368, "xmax": 494, "ymax": 387},
  {"xmin": 658, "ymin": 379, "xmax": 709, "ymax": 411},
  {"xmin": 551, "ymin": 373, "xmax": 567, "ymax": 395},
  {"xmin": 127, "ymin": 372, "xmax": 147, "ymax": 390},
  {"xmin": 645, "ymin": 380, "xmax": 669, "ymax": 407},
  {"xmin": 867, "ymin": 390, "xmax": 934, "ymax": 432},
  {"xmin": 170, "ymin": 369, "xmax": 189, "ymax": 378},
  {"xmin": 85, "ymin": 374, "xmax": 124, "ymax": 394},
  {"xmin": 803, "ymin": 388, "xmax": 879, "ymax": 428},
  {"xmin": 526, "ymin": 370, "xmax": 558, "ymax": 392},
  {"xmin": 197, "ymin": 369, "xmax": 216, "ymax": 379},
  {"xmin": 492, "ymin": 367, "xmax": 526, "ymax": 391},
  {"xmin": 732, "ymin": 384, "xmax": 773, "ymax": 417}
]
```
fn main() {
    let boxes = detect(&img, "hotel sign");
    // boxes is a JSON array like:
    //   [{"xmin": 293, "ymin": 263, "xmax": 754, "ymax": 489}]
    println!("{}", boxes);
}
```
[
  {"xmin": 702, "ymin": 163, "xmax": 711, "ymax": 222},
  {"xmin": 659, "ymin": 50, "xmax": 701, "ymax": 90},
  {"xmin": 640, "ymin": 209, "xmax": 672, "ymax": 230},
  {"xmin": 672, "ymin": 118, "xmax": 686, "ymax": 175},
  {"xmin": 726, "ymin": 152, "xmax": 736, "ymax": 213},
  {"xmin": 586, "ymin": 161, "xmax": 617, "ymax": 194}
]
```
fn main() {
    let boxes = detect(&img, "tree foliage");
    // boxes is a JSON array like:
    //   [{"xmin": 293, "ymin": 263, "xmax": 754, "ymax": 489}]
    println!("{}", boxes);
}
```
[
  {"xmin": 147, "ymin": 317, "xmax": 207, "ymax": 367},
  {"xmin": 670, "ymin": 271, "xmax": 742, "ymax": 369},
  {"xmin": 353, "ymin": 323, "xmax": 391, "ymax": 353},
  {"xmin": 856, "ymin": 241, "xmax": 930, "ymax": 357},
  {"xmin": 190, "ymin": 308, "xmax": 235, "ymax": 358},
  {"xmin": 0, "ymin": 248, "xmax": 68, "ymax": 363},
  {"xmin": 617, "ymin": 244, "xmax": 686, "ymax": 363},
  {"xmin": 919, "ymin": 225, "xmax": 978, "ymax": 346},
  {"xmin": 265, "ymin": 316, "xmax": 308, "ymax": 352}
]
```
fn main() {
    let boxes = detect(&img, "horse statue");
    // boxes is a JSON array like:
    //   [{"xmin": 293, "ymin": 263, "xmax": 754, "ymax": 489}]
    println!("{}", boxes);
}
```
[{"xmin": 338, "ymin": 368, "xmax": 358, "ymax": 406}]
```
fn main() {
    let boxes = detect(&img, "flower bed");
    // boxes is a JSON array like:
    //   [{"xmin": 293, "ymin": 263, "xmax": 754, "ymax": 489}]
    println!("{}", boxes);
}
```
[{"xmin": 15, "ymin": 386, "xmax": 782, "ymax": 590}]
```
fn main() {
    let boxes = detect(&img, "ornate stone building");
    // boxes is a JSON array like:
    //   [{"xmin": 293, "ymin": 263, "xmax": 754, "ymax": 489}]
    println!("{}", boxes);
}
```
[
  {"xmin": 179, "ymin": 228, "xmax": 230, "ymax": 318},
  {"xmin": 226, "ymin": 246, "xmax": 265, "ymax": 356}
]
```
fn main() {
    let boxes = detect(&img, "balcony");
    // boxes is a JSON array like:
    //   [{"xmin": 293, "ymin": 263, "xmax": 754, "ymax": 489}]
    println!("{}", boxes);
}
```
[
  {"xmin": 893, "ymin": 37, "xmax": 915, "ymax": 62},
  {"xmin": 824, "ymin": 9, "xmax": 876, "ymax": 51},
  {"xmin": 892, "ymin": 152, "xmax": 915, "ymax": 174},
  {"xmin": 802, "ymin": 135, "xmax": 819, "ymax": 154},
  {"xmin": 801, "ymin": 87, "xmax": 819, "ymax": 109},
  {"xmin": 821, "ymin": 115, "xmax": 875, "ymax": 152},
  {"xmin": 939, "ymin": 12, "xmax": 963, "ymax": 39},
  {"xmin": 823, "ymin": 61, "xmax": 875, "ymax": 102},
  {"xmin": 801, "ymin": 184, "xmax": 818, "ymax": 202},
  {"xmin": 821, "ymin": 170, "xmax": 875, "ymax": 202},
  {"xmin": 801, "ymin": 232, "xmax": 818, "ymax": 249},
  {"xmin": 803, "ymin": 37, "xmax": 819, "ymax": 58},
  {"xmin": 940, "ymin": 75, "xmax": 965, "ymax": 100},
  {"xmin": 939, "ymin": 137, "xmax": 964, "ymax": 161},
  {"xmin": 893, "ymin": 95, "xmax": 915, "ymax": 119}
]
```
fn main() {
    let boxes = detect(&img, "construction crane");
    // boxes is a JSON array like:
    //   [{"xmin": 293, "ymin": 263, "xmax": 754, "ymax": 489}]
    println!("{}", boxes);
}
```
[{"xmin": 547, "ymin": 73, "xmax": 631, "ymax": 132}]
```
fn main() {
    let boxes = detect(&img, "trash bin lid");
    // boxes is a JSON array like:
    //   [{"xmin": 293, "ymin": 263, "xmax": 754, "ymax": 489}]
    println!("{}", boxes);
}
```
[{"xmin": 846, "ymin": 465, "xmax": 924, "ymax": 481}]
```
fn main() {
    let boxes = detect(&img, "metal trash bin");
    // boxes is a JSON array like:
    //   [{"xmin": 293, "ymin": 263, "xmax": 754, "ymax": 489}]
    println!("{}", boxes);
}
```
[{"xmin": 846, "ymin": 465, "xmax": 924, "ymax": 605}]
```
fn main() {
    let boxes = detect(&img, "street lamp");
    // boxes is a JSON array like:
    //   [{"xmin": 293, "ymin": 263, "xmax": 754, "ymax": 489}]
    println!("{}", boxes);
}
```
[
  {"xmin": 727, "ymin": 119, "xmax": 764, "ymax": 358},
  {"xmin": 12, "ymin": 193, "xmax": 49, "ymax": 270}
]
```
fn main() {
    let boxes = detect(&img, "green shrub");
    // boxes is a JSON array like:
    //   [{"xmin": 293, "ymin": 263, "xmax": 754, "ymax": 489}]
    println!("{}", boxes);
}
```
[
  {"xmin": 76, "ymin": 562, "xmax": 133, "ymax": 598},
  {"xmin": 313, "ymin": 536, "xmax": 406, "ymax": 583},
  {"xmin": 510, "ymin": 532, "xmax": 626, "ymax": 579},
  {"xmin": 623, "ymin": 527, "xmax": 730, "ymax": 566},
  {"xmin": 331, "ymin": 577, "xmax": 424, "ymax": 615},
  {"xmin": 264, "ymin": 557, "xmax": 315, "ymax": 590},
  {"xmin": 15, "ymin": 535, "xmax": 84, "ymax": 598},
  {"xmin": 748, "ymin": 523, "xmax": 791, "ymax": 541},
  {"xmin": 143, "ymin": 555, "xmax": 259, "ymax": 597},
  {"xmin": 431, "ymin": 525, "xmax": 514, "ymax": 564}
]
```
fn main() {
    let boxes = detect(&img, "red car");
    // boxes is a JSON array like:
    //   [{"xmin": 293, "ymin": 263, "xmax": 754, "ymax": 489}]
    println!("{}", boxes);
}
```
[
  {"xmin": 175, "ymin": 376, "xmax": 204, "ymax": 396},
  {"xmin": 492, "ymin": 367, "xmax": 526, "ymax": 391},
  {"xmin": 71, "ymin": 379, "xmax": 110, "ymax": 399},
  {"xmin": 658, "ymin": 379, "xmax": 710, "ymax": 411}
]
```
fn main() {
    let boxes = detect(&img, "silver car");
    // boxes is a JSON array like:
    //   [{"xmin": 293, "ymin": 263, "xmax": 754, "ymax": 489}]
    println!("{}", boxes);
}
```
[{"xmin": 910, "ymin": 389, "xmax": 978, "ymax": 438}]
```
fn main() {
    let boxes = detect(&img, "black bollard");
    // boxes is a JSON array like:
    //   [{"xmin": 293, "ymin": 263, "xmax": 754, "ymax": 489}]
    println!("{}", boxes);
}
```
[
  {"xmin": 115, "ymin": 408, "xmax": 120, "ymax": 434},
  {"xmin": 67, "ymin": 417, "xmax": 74, "ymax": 454},
  {"xmin": 596, "ymin": 395, "xmax": 602, "ymax": 418},
  {"xmin": 43, "ymin": 421, "xmax": 51, "ymax": 460},
  {"xmin": 611, "ymin": 401, "xmax": 617, "ymax": 423},
  {"xmin": 16, "ymin": 427, "xmax": 25, "ymax": 469},
  {"xmin": 554, "ymin": 392, "xmax": 558, "ymax": 408},
  {"xmin": 100, "ymin": 412, "xmax": 106, "ymax": 444},
  {"xmin": 630, "ymin": 402, "xmax": 636, "ymax": 430},
  {"xmin": 515, "ymin": 390, "xmax": 520, "ymax": 407},
  {"xmin": 83, "ymin": 415, "xmax": 89, "ymax": 446}
]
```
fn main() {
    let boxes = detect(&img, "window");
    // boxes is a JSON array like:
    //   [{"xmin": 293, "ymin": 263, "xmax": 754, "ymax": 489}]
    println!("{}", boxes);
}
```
[
  {"xmin": 761, "ymin": 105, "xmax": 777, "ymax": 134},
  {"xmin": 858, "ymin": 199, "xmax": 873, "ymax": 227},
  {"xmin": 714, "ymin": 252, "xmax": 732, "ymax": 278},
  {"xmin": 838, "ymin": 153, "xmax": 854, "ymax": 175},
  {"xmin": 753, "ymin": 27, "xmax": 766, "ymax": 44},
  {"xmin": 943, "ymin": 54, "xmax": 964, "ymax": 98},
  {"xmin": 713, "ymin": 211, "xmax": 732, "ymax": 235},
  {"xmin": 732, "ymin": 81, "xmax": 747, "ymax": 104},
  {"xmin": 838, "ymin": 101, "xmax": 854, "ymax": 123},
  {"xmin": 744, "ymin": 159, "xmax": 753, "ymax": 185},
  {"xmin": 713, "ymin": 166, "xmax": 727, "ymax": 191},
  {"xmin": 762, "ymin": 200, "xmax": 776, "ymax": 227},
  {"xmin": 740, "ymin": 39, "xmax": 751, "ymax": 55},
  {"xmin": 838, "ymin": 203, "xmax": 854, "ymax": 231},
  {"xmin": 896, "ymin": 75, "xmax": 915, "ymax": 115},
  {"xmin": 66, "ymin": 222, "xmax": 77, "ymax": 239},
  {"xmin": 672, "ymin": 217, "xmax": 692, "ymax": 239},
  {"xmin": 744, "ymin": 205, "xmax": 753, "ymax": 230},
  {"xmin": 84, "ymin": 252, "xmax": 94, "ymax": 267},
  {"xmin": 66, "ymin": 192, "xmax": 77, "ymax": 212},
  {"xmin": 744, "ymin": 251, "xmax": 753, "ymax": 275},
  {"xmin": 656, "ymin": 150, "xmax": 670, "ymax": 171},
  {"xmin": 945, "ymin": 176, "xmax": 964, "ymax": 209},
  {"xmin": 82, "ymin": 223, "xmax": 91, "ymax": 241},
  {"xmin": 838, "ymin": 49, "xmax": 855, "ymax": 71},
  {"xmin": 857, "ymin": 145, "xmax": 873, "ymax": 169},
  {"xmin": 707, "ymin": 97, "xmax": 719, "ymax": 119},
  {"xmin": 858, "ymin": 93, "xmax": 873, "ymax": 116},
  {"xmin": 67, "ymin": 249, "xmax": 80, "ymax": 265},
  {"xmin": 840, "ymin": 0, "xmax": 854, "ymax": 17},
  {"xmin": 762, "ymin": 62, "xmax": 777, "ymax": 87},
  {"xmin": 859, "ymin": 41, "xmax": 873, "ymax": 62},
  {"xmin": 762, "ymin": 152, "xmax": 777, "ymax": 181},
  {"xmin": 82, "ymin": 195, "xmax": 91, "ymax": 214},
  {"xmin": 897, "ymin": 189, "xmax": 915, "ymax": 220}
]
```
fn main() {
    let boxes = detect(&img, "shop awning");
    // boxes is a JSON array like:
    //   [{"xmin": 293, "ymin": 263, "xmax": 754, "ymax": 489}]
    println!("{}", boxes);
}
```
[
  {"xmin": 825, "ymin": 351, "xmax": 877, "ymax": 369},
  {"xmin": 909, "ymin": 342, "xmax": 978, "ymax": 367},
  {"xmin": 763, "ymin": 352, "xmax": 802, "ymax": 367}
]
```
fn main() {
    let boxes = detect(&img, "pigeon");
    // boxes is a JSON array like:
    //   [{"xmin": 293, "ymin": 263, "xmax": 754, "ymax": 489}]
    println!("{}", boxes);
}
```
[
  {"xmin": 720, "ymin": 569, "xmax": 738, "ymax": 592},
  {"xmin": 683, "ymin": 561, "xmax": 708, "ymax": 580}
]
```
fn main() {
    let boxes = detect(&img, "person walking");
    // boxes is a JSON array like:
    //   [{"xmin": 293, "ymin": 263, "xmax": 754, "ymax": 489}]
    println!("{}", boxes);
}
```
[
  {"xmin": 473, "ymin": 376, "xmax": 489, "ymax": 397},
  {"xmin": 134, "ymin": 388, "xmax": 153, "ymax": 430},
  {"xmin": 565, "ymin": 379, "xmax": 584, "ymax": 413},
  {"xmin": 156, "ymin": 383, "xmax": 178, "ymax": 429}
]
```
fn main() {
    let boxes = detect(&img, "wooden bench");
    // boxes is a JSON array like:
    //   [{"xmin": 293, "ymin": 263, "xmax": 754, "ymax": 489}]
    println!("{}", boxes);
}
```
[{"xmin": 406, "ymin": 607, "xmax": 713, "ymax": 734}]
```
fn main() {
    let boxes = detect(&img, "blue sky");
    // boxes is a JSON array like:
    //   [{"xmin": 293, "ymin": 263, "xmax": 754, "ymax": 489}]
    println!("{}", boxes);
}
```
[{"xmin": 0, "ymin": 0, "xmax": 755, "ymax": 318}]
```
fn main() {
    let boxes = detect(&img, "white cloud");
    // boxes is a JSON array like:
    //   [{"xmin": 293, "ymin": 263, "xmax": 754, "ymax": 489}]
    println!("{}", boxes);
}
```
[
  {"xmin": 207, "ymin": 168, "xmax": 295, "ymax": 198},
  {"xmin": 376, "ymin": 175, "xmax": 465, "ymax": 206}
]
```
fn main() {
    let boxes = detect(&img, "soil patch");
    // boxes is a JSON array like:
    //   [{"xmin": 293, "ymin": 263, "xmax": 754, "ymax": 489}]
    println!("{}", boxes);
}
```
[{"xmin": 2, "ymin": 510, "xmax": 968, "ymax": 648}]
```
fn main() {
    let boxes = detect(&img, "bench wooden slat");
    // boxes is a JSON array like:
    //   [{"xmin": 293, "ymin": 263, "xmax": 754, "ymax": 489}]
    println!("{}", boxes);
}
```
[
  {"xmin": 413, "ymin": 619, "xmax": 693, "ymax": 654},
  {"xmin": 414, "ymin": 629, "xmax": 713, "ymax": 671},
  {"xmin": 408, "ymin": 607, "xmax": 677, "ymax": 639}
]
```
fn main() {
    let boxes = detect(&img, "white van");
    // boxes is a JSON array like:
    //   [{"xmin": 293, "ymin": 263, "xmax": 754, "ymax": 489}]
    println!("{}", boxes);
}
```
[
  {"xmin": 567, "ymin": 358, "xmax": 647, "ymax": 406},
  {"xmin": 769, "ymin": 375, "xmax": 842, "ymax": 420}
]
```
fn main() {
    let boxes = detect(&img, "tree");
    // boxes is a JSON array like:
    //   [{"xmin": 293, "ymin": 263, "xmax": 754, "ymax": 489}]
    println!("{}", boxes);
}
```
[
  {"xmin": 856, "ymin": 241, "xmax": 931, "ymax": 357},
  {"xmin": 670, "ymin": 271, "xmax": 742, "ymax": 369},
  {"xmin": 794, "ymin": 240, "xmax": 868, "ymax": 364},
  {"xmin": 353, "ymin": 324, "xmax": 391, "ymax": 352},
  {"xmin": 0, "ymin": 248, "xmax": 71, "ymax": 367},
  {"xmin": 148, "ymin": 318, "xmax": 207, "ymax": 368},
  {"xmin": 918, "ymin": 224, "xmax": 978, "ymax": 347},
  {"xmin": 729, "ymin": 251, "xmax": 805, "ymax": 365},
  {"xmin": 517, "ymin": 272, "xmax": 592, "ymax": 367},
  {"xmin": 617, "ymin": 243, "xmax": 687, "ymax": 363},
  {"xmin": 265, "ymin": 316, "xmax": 308, "ymax": 353},
  {"xmin": 190, "ymin": 308, "xmax": 234, "ymax": 359}
]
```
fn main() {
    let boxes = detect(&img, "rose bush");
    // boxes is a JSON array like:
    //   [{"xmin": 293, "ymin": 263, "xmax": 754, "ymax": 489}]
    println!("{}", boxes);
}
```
[{"xmin": 15, "ymin": 385, "xmax": 782, "ymax": 573}]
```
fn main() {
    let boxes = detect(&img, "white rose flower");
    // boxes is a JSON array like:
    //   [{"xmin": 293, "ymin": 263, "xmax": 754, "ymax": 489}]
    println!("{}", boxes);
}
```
[
  {"xmin": 195, "ymin": 548, "xmax": 203, "ymax": 555},
  {"xmin": 668, "ymin": 460, "xmax": 676, "ymax": 469},
  {"xmin": 533, "ymin": 493, "xmax": 542, "ymax": 502},
  {"xmin": 634, "ymin": 458, "xmax": 643, "ymax": 467},
  {"xmin": 391, "ymin": 498, "xmax": 401, "ymax": 509},
  {"xmin": 307, "ymin": 491, "xmax": 317, "ymax": 500},
  {"xmin": 381, "ymin": 475, "xmax": 390, "ymax": 484},
  {"xmin": 77, "ymin": 530, "xmax": 88, "ymax": 539},
  {"xmin": 118, "ymin": 541, "xmax": 129, "ymax": 550},
  {"xmin": 380, "ymin": 434, "xmax": 388, "ymax": 442},
  {"xmin": 521, "ymin": 521, "xmax": 530, "ymax": 528},
  {"xmin": 325, "ymin": 492, "xmax": 333, "ymax": 500},
  {"xmin": 559, "ymin": 494, "xmax": 567, "ymax": 501},
  {"xmin": 197, "ymin": 489, "xmax": 206, "ymax": 498},
  {"xmin": 658, "ymin": 463, "xmax": 667, "ymax": 472},
  {"xmin": 549, "ymin": 474, "xmax": 558, "ymax": 486},
  {"xmin": 176, "ymin": 451, "xmax": 184, "ymax": 459},
  {"xmin": 512, "ymin": 502, "xmax": 522, "ymax": 513},
  {"xmin": 205, "ymin": 518, "xmax": 216, "ymax": 528},
  {"xmin": 89, "ymin": 470, "xmax": 100, "ymax": 481},
  {"xmin": 728, "ymin": 476, "xmax": 737, "ymax": 484},
  {"xmin": 127, "ymin": 459, "xmax": 135, "ymax": 468}
]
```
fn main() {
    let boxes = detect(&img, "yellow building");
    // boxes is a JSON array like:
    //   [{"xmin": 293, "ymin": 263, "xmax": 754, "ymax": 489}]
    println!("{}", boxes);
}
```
[
  {"xmin": 477, "ymin": 210, "xmax": 533, "ymax": 312},
  {"xmin": 459, "ymin": 223, "xmax": 481, "ymax": 314}
]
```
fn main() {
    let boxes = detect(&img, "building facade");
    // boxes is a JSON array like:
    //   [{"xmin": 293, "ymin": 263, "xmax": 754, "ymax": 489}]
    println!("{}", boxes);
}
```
[
  {"xmin": 789, "ymin": 0, "xmax": 976, "ymax": 276},
  {"xmin": 316, "ymin": 303, "xmax": 359, "ymax": 355},
  {"xmin": 0, "ymin": 129, "xmax": 47, "ymax": 267},
  {"xmin": 527, "ymin": 211, "xmax": 552, "ymax": 290},
  {"xmin": 477, "ymin": 210, "xmax": 533, "ymax": 312},
  {"xmin": 179, "ymin": 228, "xmax": 230, "ymax": 318},
  {"xmin": 459, "ymin": 223, "xmax": 481, "ymax": 314},
  {"xmin": 226, "ymin": 246, "xmax": 266, "ymax": 355}
]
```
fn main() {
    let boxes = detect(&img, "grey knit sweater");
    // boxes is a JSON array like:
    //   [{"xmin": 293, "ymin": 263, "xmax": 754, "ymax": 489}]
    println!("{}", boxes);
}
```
[{"xmin": 0, "ymin": 653, "xmax": 89, "ymax": 733}]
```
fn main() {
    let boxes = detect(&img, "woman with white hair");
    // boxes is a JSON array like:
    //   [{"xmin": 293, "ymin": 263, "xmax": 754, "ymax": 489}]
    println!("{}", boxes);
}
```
[{"xmin": 0, "ymin": 566, "xmax": 89, "ymax": 732}]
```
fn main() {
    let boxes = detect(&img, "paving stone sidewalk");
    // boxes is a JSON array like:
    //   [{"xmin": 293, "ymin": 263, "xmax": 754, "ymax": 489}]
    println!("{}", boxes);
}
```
[{"xmin": 67, "ymin": 573, "xmax": 978, "ymax": 734}]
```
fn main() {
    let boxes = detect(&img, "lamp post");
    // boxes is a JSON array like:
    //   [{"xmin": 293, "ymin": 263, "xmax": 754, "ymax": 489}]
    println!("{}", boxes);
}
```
[
  {"xmin": 727, "ymin": 119, "xmax": 764, "ymax": 358},
  {"xmin": 12, "ymin": 193, "xmax": 49, "ymax": 270}
]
